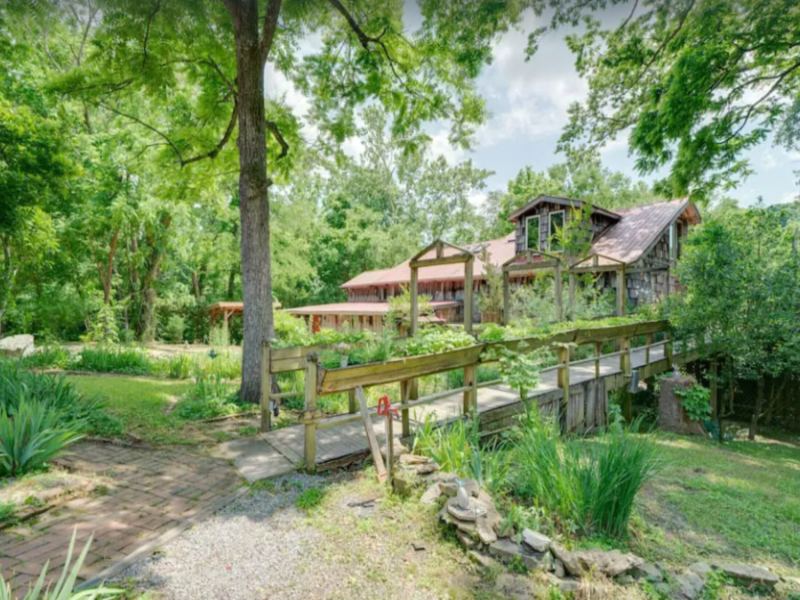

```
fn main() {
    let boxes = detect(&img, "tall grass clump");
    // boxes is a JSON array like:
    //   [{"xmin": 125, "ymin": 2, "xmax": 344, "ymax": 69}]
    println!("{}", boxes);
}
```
[
  {"xmin": 19, "ymin": 346, "xmax": 71, "ymax": 370},
  {"xmin": 509, "ymin": 407, "xmax": 658, "ymax": 538},
  {"xmin": 72, "ymin": 346, "xmax": 152, "ymax": 375},
  {"xmin": 174, "ymin": 373, "xmax": 244, "ymax": 420}
]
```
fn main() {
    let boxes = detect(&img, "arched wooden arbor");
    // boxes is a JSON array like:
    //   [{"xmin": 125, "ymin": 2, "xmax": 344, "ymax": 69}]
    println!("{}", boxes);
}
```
[{"xmin": 409, "ymin": 240, "xmax": 475, "ymax": 334}]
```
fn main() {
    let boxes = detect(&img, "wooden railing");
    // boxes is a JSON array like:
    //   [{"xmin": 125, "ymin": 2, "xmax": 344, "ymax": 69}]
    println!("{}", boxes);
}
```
[{"xmin": 262, "ymin": 320, "xmax": 673, "ymax": 470}]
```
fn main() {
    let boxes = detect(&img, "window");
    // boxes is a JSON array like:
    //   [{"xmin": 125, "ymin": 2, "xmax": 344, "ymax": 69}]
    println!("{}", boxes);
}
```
[
  {"xmin": 525, "ymin": 215, "xmax": 541, "ymax": 250},
  {"xmin": 549, "ymin": 210, "xmax": 565, "ymax": 251}
]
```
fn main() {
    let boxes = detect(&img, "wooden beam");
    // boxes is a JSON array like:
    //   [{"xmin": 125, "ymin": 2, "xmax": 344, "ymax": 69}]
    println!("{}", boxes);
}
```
[
  {"xmin": 410, "ymin": 265, "xmax": 419, "ymax": 336},
  {"xmin": 463, "ymin": 364, "xmax": 477, "ymax": 415},
  {"xmin": 502, "ymin": 270, "xmax": 510, "ymax": 325},
  {"xmin": 464, "ymin": 257, "xmax": 474, "ymax": 333},
  {"xmin": 567, "ymin": 271, "xmax": 576, "ymax": 321},
  {"xmin": 400, "ymin": 379, "xmax": 411, "ymax": 437},
  {"xmin": 260, "ymin": 343, "xmax": 271, "ymax": 433},
  {"xmin": 303, "ymin": 356, "xmax": 319, "ymax": 472},
  {"xmin": 620, "ymin": 337, "xmax": 631, "ymax": 376},
  {"xmin": 616, "ymin": 266, "xmax": 626, "ymax": 316},
  {"xmin": 554, "ymin": 262, "xmax": 563, "ymax": 321},
  {"xmin": 556, "ymin": 345, "xmax": 570, "ymax": 434},
  {"xmin": 410, "ymin": 254, "xmax": 470, "ymax": 268},
  {"xmin": 356, "ymin": 387, "xmax": 387, "ymax": 482}
]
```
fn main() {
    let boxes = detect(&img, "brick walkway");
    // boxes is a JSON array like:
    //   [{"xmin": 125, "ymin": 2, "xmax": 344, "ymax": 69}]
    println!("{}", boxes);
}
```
[{"xmin": 0, "ymin": 441, "xmax": 241, "ymax": 592}]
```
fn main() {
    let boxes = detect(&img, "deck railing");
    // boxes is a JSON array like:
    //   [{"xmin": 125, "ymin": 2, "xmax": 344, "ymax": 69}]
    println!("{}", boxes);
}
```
[{"xmin": 263, "ymin": 319, "xmax": 674, "ymax": 470}]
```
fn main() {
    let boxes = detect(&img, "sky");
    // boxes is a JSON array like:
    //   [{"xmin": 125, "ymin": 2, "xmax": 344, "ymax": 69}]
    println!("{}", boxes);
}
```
[{"xmin": 270, "ymin": 4, "xmax": 800, "ymax": 208}]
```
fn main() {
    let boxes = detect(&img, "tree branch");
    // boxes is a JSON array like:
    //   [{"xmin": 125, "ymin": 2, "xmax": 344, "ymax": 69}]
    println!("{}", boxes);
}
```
[
  {"xmin": 266, "ymin": 120, "xmax": 288, "ymax": 158},
  {"xmin": 260, "ymin": 0, "xmax": 283, "ymax": 64},
  {"xmin": 142, "ymin": 0, "xmax": 163, "ymax": 65}
]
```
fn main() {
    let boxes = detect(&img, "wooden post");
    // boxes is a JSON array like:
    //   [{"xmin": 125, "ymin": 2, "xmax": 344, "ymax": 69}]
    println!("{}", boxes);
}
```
[
  {"xmin": 464, "ymin": 257, "xmax": 474, "ymax": 333},
  {"xmin": 616, "ymin": 266, "xmax": 626, "ymax": 316},
  {"xmin": 385, "ymin": 410, "xmax": 394, "ymax": 484},
  {"xmin": 620, "ymin": 337, "xmax": 631, "ymax": 376},
  {"xmin": 260, "ymin": 343, "xmax": 271, "ymax": 433},
  {"xmin": 356, "ymin": 387, "xmax": 387, "ymax": 482},
  {"xmin": 400, "ymin": 379, "xmax": 411, "ymax": 437},
  {"xmin": 554, "ymin": 262, "xmax": 563, "ymax": 321},
  {"xmin": 410, "ymin": 265, "xmax": 419, "ymax": 336},
  {"xmin": 556, "ymin": 345, "xmax": 570, "ymax": 434},
  {"xmin": 567, "ymin": 271, "xmax": 576, "ymax": 321},
  {"xmin": 502, "ymin": 270, "xmax": 510, "ymax": 325},
  {"xmin": 645, "ymin": 333, "xmax": 653, "ymax": 365},
  {"xmin": 665, "ymin": 334, "xmax": 674, "ymax": 367},
  {"xmin": 594, "ymin": 341, "xmax": 601, "ymax": 380},
  {"xmin": 303, "ymin": 355, "xmax": 319, "ymax": 472},
  {"xmin": 462, "ymin": 363, "xmax": 477, "ymax": 415},
  {"xmin": 348, "ymin": 389, "xmax": 357, "ymax": 414}
]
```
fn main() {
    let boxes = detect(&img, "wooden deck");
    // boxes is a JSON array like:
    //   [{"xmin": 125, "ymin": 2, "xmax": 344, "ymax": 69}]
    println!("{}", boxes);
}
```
[{"xmin": 220, "ymin": 342, "xmax": 674, "ymax": 481}]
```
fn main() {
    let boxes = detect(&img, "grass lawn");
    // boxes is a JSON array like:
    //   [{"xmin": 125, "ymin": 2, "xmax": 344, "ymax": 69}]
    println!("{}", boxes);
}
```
[
  {"xmin": 629, "ymin": 432, "xmax": 800, "ymax": 577},
  {"xmin": 67, "ymin": 374, "xmax": 195, "ymax": 445}
]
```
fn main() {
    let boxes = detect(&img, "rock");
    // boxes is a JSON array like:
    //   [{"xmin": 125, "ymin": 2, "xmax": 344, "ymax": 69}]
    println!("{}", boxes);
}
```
[
  {"xmin": 550, "ymin": 543, "xmax": 581, "ymax": 577},
  {"xmin": 399, "ymin": 453, "xmax": 431, "ymax": 465},
  {"xmin": 476, "ymin": 516, "xmax": 498, "ymax": 545},
  {"xmin": 0, "ymin": 334, "xmax": 34, "ymax": 358},
  {"xmin": 521, "ymin": 529, "xmax": 551, "ymax": 553},
  {"xmin": 439, "ymin": 506, "xmax": 479, "ymax": 540},
  {"xmin": 420, "ymin": 482, "xmax": 442, "ymax": 505},
  {"xmin": 712, "ymin": 562, "xmax": 779, "ymax": 587},
  {"xmin": 553, "ymin": 559, "xmax": 566, "ymax": 578},
  {"xmin": 456, "ymin": 530, "xmax": 476, "ymax": 549},
  {"xmin": 391, "ymin": 470, "xmax": 419, "ymax": 497},
  {"xmin": 633, "ymin": 561, "xmax": 664, "ymax": 583},
  {"xmin": 446, "ymin": 499, "xmax": 484, "ymax": 522},
  {"xmin": 617, "ymin": 574, "xmax": 634, "ymax": 585},
  {"xmin": 381, "ymin": 441, "xmax": 410, "ymax": 462},
  {"xmin": 674, "ymin": 569, "xmax": 705, "ymax": 600},
  {"xmin": 494, "ymin": 573, "xmax": 535, "ymax": 600},
  {"xmin": 488, "ymin": 538, "xmax": 549, "ymax": 570},
  {"xmin": 574, "ymin": 549, "xmax": 643, "ymax": 577},
  {"xmin": 413, "ymin": 462, "xmax": 439, "ymax": 475},
  {"xmin": 440, "ymin": 478, "xmax": 479, "ymax": 498},
  {"xmin": 688, "ymin": 561, "xmax": 712, "ymax": 578},
  {"xmin": 545, "ymin": 574, "xmax": 579, "ymax": 594},
  {"xmin": 468, "ymin": 550, "xmax": 499, "ymax": 570}
]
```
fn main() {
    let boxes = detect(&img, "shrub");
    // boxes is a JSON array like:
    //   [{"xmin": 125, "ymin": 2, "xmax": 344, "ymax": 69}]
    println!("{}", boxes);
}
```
[
  {"xmin": 18, "ymin": 346, "xmax": 71, "ymax": 370},
  {"xmin": 194, "ymin": 351, "xmax": 240, "ymax": 380},
  {"xmin": 400, "ymin": 327, "xmax": 475, "ymax": 357},
  {"xmin": 84, "ymin": 304, "xmax": 119, "ymax": 344},
  {"xmin": 72, "ymin": 346, "xmax": 152, "ymax": 375},
  {"xmin": 676, "ymin": 384, "xmax": 712, "ymax": 422},
  {"xmin": 155, "ymin": 354, "xmax": 194, "ymax": 379},
  {"xmin": 0, "ymin": 530, "xmax": 121, "ymax": 599},
  {"xmin": 0, "ymin": 402, "xmax": 83, "ymax": 477},
  {"xmin": 163, "ymin": 315, "xmax": 186, "ymax": 343},
  {"xmin": 174, "ymin": 374, "xmax": 244, "ymax": 420}
]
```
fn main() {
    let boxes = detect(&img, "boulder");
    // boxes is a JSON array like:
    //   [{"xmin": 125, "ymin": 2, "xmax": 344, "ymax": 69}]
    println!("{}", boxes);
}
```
[
  {"xmin": 633, "ymin": 561, "xmax": 665, "ymax": 583},
  {"xmin": 440, "ymin": 478, "xmax": 479, "ymax": 498},
  {"xmin": 521, "ymin": 529, "xmax": 551, "ymax": 553},
  {"xmin": 468, "ymin": 550, "xmax": 499, "ymax": 570},
  {"xmin": 658, "ymin": 372, "xmax": 705, "ymax": 435},
  {"xmin": 475, "ymin": 515, "xmax": 498, "ymax": 545},
  {"xmin": 553, "ymin": 559, "xmax": 566, "ymax": 578},
  {"xmin": 545, "ymin": 573, "xmax": 580, "ymax": 594},
  {"xmin": 712, "ymin": 562, "xmax": 779, "ymax": 587},
  {"xmin": 0, "ymin": 334, "xmax": 34, "ymax": 358},
  {"xmin": 550, "ymin": 543, "xmax": 581, "ymax": 577},
  {"xmin": 688, "ymin": 561, "xmax": 712, "ymax": 579},
  {"xmin": 575, "ymin": 549, "xmax": 643, "ymax": 578},
  {"xmin": 399, "ymin": 453, "xmax": 430, "ymax": 465},
  {"xmin": 456, "ymin": 530, "xmax": 477, "ymax": 549}
]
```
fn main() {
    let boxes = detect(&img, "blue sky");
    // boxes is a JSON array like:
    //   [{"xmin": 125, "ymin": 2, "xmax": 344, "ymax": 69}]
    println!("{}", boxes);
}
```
[{"xmin": 270, "ymin": 5, "xmax": 800, "ymax": 208}]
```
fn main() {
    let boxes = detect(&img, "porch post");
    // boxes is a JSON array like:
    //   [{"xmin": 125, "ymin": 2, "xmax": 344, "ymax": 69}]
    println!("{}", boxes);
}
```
[
  {"xmin": 464, "ymin": 256, "xmax": 474, "ymax": 333},
  {"xmin": 410, "ymin": 265, "xmax": 419, "ymax": 336},
  {"xmin": 616, "ymin": 265, "xmax": 626, "ymax": 316},
  {"xmin": 502, "ymin": 270, "xmax": 510, "ymax": 325}
]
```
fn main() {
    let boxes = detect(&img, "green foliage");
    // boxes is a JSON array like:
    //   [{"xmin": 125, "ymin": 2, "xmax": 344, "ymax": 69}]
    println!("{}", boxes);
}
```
[
  {"xmin": 676, "ymin": 385, "xmax": 712, "ymax": 423},
  {"xmin": 156, "ymin": 354, "xmax": 194, "ymax": 380},
  {"xmin": 18, "ymin": 346, "xmax": 70, "ymax": 370},
  {"xmin": 490, "ymin": 344, "xmax": 543, "ymax": 403},
  {"xmin": 0, "ymin": 401, "xmax": 82, "ymax": 477},
  {"xmin": 84, "ymin": 305, "xmax": 119, "ymax": 345},
  {"xmin": 400, "ymin": 327, "xmax": 475, "ymax": 357},
  {"xmin": 386, "ymin": 288, "xmax": 434, "ymax": 331},
  {"xmin": 174, "ymin": 374, "xmax": 243, "ymax": 421},
  {"xmin": 295, "ymin": 487, "xmax": 326, "ymax": 512},
  {"xmin": 72, "ymin": 346, "xmax": 152, "ymax": 375},
  {"xmin": 162, "ymin": 315, "xmax": 186, "ymax": 344},
  {"xmin": 0, "ymin": 530, "xmax": 121, "ymax": 599}
]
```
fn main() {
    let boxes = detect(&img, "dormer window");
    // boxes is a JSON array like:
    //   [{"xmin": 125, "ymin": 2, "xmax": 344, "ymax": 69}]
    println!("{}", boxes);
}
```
[
  {"xmin": 525, "ymin": 215, "xmax": 541, "ymax": 250},
  {"xmin": 549, "ymin": 210, "xmax": 565, "ymax": 251}
]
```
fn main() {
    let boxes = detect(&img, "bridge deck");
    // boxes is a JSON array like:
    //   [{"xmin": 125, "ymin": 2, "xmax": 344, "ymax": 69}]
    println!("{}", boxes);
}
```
[{"xmin": 219, "ymin": 342, "xmax": 669, "ymax": 481}]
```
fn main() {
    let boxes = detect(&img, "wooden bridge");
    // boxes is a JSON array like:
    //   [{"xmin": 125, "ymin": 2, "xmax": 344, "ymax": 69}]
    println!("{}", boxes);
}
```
[{"xmin": 217, "ymin": 320, "xmax": 691, "ymax": 481}]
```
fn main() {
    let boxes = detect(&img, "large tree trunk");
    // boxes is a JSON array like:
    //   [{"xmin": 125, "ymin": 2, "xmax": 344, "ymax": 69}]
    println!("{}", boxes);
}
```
[
  {"xmin": 228, "ymin": 0, "xmax": 273, "ymax": 404},
  {"xmin": 137, "ymin": 212, "xmax": 172, "ymax": 342}
]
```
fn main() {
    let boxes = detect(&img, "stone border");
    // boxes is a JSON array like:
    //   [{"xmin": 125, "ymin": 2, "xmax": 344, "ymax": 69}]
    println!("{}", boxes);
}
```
[{"xmin": 78, "ymin": 485, "xmax": 249, "ymax": 590}]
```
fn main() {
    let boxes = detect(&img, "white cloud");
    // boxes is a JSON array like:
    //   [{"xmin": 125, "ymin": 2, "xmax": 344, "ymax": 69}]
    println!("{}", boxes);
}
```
[{"xmin": 428, "ymin": 129, "xmax": 467, "ymax": 164}]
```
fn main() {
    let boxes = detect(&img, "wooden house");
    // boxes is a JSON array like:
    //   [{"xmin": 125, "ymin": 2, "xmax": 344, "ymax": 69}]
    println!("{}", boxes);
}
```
[{"xmin": 285, "ymin": 196, "xmax": 701, "ymax": 331}]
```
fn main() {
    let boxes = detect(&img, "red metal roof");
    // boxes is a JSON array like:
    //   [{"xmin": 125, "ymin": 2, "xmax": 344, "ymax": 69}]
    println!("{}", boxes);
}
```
[
  {"xmin": 285, "ymin": 301, "xmax": 458, "ymax": 316},
  {"xmin": 341, "ymin": 234, "xmax": 517, "ymax": 289}
]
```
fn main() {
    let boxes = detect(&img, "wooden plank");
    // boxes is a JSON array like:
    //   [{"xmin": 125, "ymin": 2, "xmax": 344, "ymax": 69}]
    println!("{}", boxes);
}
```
[
  {"xmin": 260, "ymin": 344, "xmax": 271, "ymax": 433},
  {"xmin": 411, "ymin": 254, "xmax": 471, "ymax": 268},
  {"xmin": 303, "ymin": 358, "xmax": 318, "ymax": 472},
  {"xmin": 356, "ymin": 387, "xmax": 387, "ymax": 482},
  {"xmin": 464, "ymin": 257, "xmax": 474, "ymax": 333},
  {"xmin": 400, "ymin": 380, "xmax": 411, "ymax": 437},
  {"xmin": 616, "ymin": 266, "xmax": 626, "ymax": 316},
  {"xmin": 502, "ymin": 270, "xmax": 510, "ymax": 325},
  {"xmin": 410, "ymin": 266, "xmax": 418, "ymax": 336},
  {"xmin": 319, "ymin": 345, "xmax": 484, "ymax": 394},
  {"xmin": 463, "ymin": 364, "xmax": 477, "ymax": 415}
]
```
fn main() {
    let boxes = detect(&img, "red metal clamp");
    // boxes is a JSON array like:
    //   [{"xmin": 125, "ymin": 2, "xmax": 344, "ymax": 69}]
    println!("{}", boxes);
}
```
[{"xmin": 376, "ymin": 395, "xmax": 399, "ymax": 418}]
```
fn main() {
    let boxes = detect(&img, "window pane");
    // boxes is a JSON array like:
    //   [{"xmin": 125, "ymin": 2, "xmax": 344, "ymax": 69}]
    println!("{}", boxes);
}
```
[
  {"xmin": 526, "ymin": 216, "xmax": 540, "ymax": 249},
  {"xmin": 549, "ymin": 211, "xmax": 564, "ymax": 250}
]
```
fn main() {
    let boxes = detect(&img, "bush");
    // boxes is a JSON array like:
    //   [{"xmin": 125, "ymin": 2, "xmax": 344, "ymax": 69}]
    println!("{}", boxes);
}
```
[
  {"xmin": 174, "ymin": 373, "xmax": 244, "ymax": 420},
  {"xmin": 676, "ymin": 384, "xmax": 712, "ymax": 422},
  {"xmin": 400, "ymin": 327, "xmax": 475, "ymax": 357},
  {"xmin": 19, "ymin": 346, "xmax": 71, "ymax": 370},
  {"xmin": 163, "ymin": 315, "xmax": 186, "ymax": 343},
  {"xmin": 154, "ymin": 354, "xmax": 194, "ymax": 379},
  {"xmin": 72, "ymin": 346, "xmax": 152, "ymax": 375},
  {"xmin": 0, "ymin": 402, "xmax": 83, "ymax": 477},
  {"xmin": 84, "ymin": 304, "xmax": 120, "ymax": 344}
]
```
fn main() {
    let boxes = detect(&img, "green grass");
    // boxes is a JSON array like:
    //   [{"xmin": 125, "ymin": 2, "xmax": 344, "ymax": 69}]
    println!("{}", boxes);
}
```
[
  {"xmin": 66, "ymin": 375, "xmax": 193, "ymax": 444},
  {"xmin": 629, "ymin": 433, "xmax": 800, "ymax": 573}
]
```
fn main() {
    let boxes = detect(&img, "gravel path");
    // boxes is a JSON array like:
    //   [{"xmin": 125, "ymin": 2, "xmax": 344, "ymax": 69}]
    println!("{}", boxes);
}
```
[{"xmin": 119, "ymin": 472, "xmax": 477, "ymax": 599}]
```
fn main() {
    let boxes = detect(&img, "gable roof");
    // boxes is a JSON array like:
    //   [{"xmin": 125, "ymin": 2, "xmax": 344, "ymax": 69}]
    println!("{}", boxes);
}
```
[
  {"xmin": 341, "ymin": 234, "xmax": 517, "ymax": 289},
  {"xmin": 585, "ymin": 198, "xmax": 700, "ymax": 265},
  {"xmin": 507, "ymin": 195, "xmax": 622, "ymax": 223}
]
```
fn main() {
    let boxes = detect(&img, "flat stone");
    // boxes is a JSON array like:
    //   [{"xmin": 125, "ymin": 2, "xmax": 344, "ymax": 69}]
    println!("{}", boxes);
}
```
[
  {"xmin": 440, "ymin": 478, "xmax": 479, "ymax": 498},
  {"xmin": 413, "ymin": 462, "xmax": 439, "ymax": 475},
  {"xmin": 476, "ymin": 515, "xmax": 498, "ymax": 545},
  {"xmin": 674, "ymin": 569, "xmax": 705, "ymax": 600},
  {"xmin": 573, "ymin": 549, "xmax": 644, "ymax": 577},
  {"xmin": 712, "ymin": 562, "xmax": 779, "ymax": 587},
  {"xmin": 688, "ymin": 561, "xmax": 712, "ymax": 578},
  {"xmin": 494, "ymin": 573, "xmax": 535, "ymax": 600},
  {"xmin": 439, "ymin": 506, "xmax": 479, "ymax": 539},
  {"xmin": 550, "ymin": 543, "xmax": 581, "ymax": 576},
  {"xmin": 420, "ymin": 482, "xmax": 442, "ymax": 505},
  {"xmin": 521, "ymin": 529, "xmax": 551, "ymax": 553},
  {"xmin": 633, "ymin": 561, "xmax": 664, "ymax": 583},
  {"xmin": 546, "ymin": 574, "xmax": 579, "ymax": 594},
  {"xmin": 456, "ymin": 530, "xmax": 477, "ymax": 549},
  {"xmin": 553, "ymin": 558, "xmax": 566, "ymax": 578},
  {"xmin": 392, "ymin": 469, "xmax": 419, "ymax": 497},
  {"xmin": 468, "ymin": 550, "xmax": 499, "ymax": 570},
  {"xmin": 445, "ymin": 496, "xmax": 487, "ymax": 522},
  {"xmin": 399, "ymin": 453, "xmax": 431, "ymax": 465},
  {"xmin": 489, "ymin": 538, "xmax": 548, "ymax": 570},
  {"xmin": 215, "ymin": 438, "xmax": 294, "ymax": 482}
]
